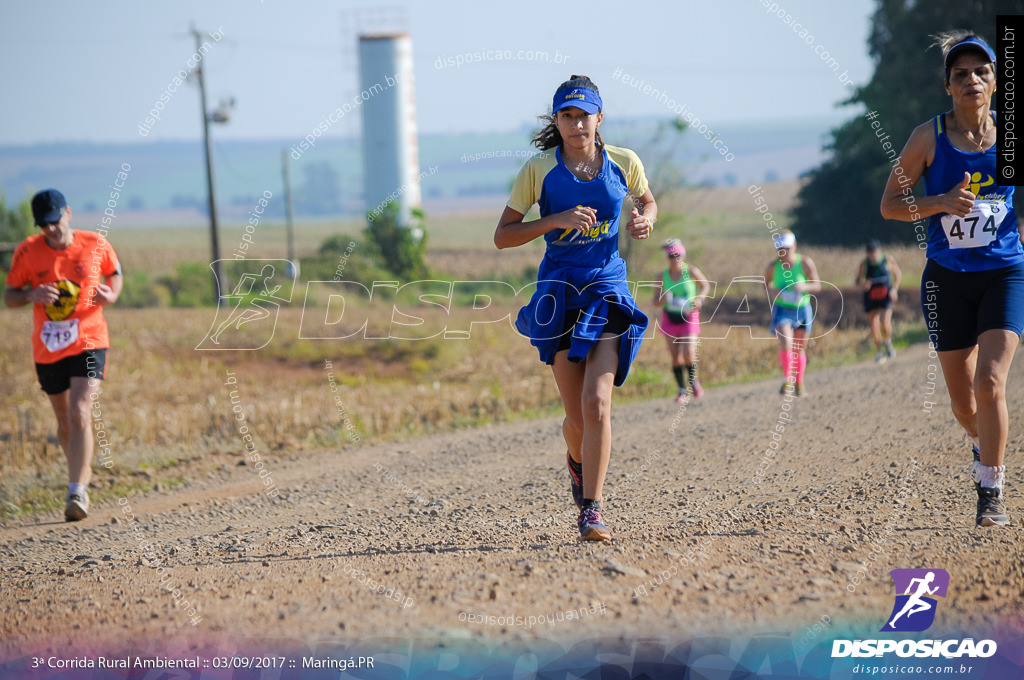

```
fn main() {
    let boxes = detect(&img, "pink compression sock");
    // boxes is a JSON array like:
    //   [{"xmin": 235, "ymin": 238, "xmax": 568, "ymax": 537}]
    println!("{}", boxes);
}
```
[
  {"xmin": 796, "ymin": 353, "xmax": 807, "ymax": 385},
  {"xmin": 779, "ymin": 350, "xmax": 792, "ymax": 382}
]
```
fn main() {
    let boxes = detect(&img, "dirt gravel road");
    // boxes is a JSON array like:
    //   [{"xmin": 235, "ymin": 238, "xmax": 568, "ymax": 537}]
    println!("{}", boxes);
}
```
[{"xmin": 2, "ymin": 341, "xmax": 1023, "ymax": 666}]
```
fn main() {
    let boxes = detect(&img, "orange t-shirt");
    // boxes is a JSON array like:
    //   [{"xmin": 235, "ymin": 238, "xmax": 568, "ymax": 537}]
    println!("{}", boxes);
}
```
[{"xmin": 6, "ymin": 231, "xmax": 121, "ymax": 364}]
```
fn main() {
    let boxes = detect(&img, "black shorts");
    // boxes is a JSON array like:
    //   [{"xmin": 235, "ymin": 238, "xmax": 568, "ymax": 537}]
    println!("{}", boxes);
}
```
[
  {"xmin": 921, "ymin": 260, "xmax": 1024, "ymax": 351},
  {"xmin": 556, "ymin": 305, "xmax": 632, "ymax": 353},
  {"xmin": 35, "ymin": 349, "xmax": 107, "ymax": 395},
  {"xmin": 862, "ymin": 285, "xmax": 892, "ymax": 313}
]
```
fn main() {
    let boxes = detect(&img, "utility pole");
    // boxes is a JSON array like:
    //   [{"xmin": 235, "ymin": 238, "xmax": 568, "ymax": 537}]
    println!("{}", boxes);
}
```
[
  {"xmin": 282, "ymin": 149, "xmax": 296, "ymax": 275},
  {"xmin": 191, "ymin": 23, "xmax": 224, "ymax": 300}
]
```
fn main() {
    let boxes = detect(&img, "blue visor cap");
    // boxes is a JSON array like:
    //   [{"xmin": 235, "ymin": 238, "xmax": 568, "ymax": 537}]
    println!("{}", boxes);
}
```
[
  {"xmin": 945, "ymin": 38, "xmax": 996, "ymax": 70},
  {"xmin": 552, "ymin": 86, "xmax": 603, "ymax": 115}
]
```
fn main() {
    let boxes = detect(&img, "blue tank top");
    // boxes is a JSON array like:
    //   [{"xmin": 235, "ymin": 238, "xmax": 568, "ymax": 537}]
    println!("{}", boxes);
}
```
[
  {"xmin": 923, "ymin": 112, "xmax": 1024, "ymax": 272},
  {"xmin": 540, "ymin": 146, "xmax": 631, "ymax": 269},
  {"xmin": 508, "ymin": 145, "xmax": 648, "ymax": 271}
]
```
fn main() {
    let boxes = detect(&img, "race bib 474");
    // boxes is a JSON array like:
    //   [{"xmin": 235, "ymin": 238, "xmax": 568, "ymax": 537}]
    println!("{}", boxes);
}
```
[{"xmin": 941, "ymin": 200, "xmax": 1006, "ymax": 250}]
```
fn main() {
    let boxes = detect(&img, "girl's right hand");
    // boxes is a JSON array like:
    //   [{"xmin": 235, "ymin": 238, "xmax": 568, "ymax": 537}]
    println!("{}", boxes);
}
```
[{"xmin": 550, "ymin": 205, "xmax": 598, "ymax": 234}]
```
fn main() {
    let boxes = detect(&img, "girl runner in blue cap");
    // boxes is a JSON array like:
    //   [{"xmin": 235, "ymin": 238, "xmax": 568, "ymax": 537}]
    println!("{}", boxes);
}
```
[
  {"xmin": 495, "ymin": 75, "xmax": 656, "ymax": 541},
  {"xmin": 881, "ymin": 31, "xmax": 1023, "ymax": 527}
]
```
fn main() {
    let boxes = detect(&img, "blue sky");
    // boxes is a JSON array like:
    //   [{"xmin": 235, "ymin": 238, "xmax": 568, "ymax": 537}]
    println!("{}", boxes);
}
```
[{"xmin": 0, "ymin": 0, "xmax": 875, "ymax": 145}]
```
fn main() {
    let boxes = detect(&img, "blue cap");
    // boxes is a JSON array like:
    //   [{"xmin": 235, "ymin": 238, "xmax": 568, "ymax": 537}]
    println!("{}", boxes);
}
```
[
  {"xmin": 945, "ymin": 38, "xmax": 996, "ymax": 70},
  {"xmin": 31, "ymin": 189, "xmax": 67, "ymax": 226},
  {"xmin": 552, "ymin": 86, "xmax": 603, "ymax": 115}
]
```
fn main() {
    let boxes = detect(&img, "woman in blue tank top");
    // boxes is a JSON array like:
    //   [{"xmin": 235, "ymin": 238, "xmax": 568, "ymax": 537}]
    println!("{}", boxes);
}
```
[
  {"xmin": 881, "ymin": 32, "xmax": 1024, "ymax": 528},
  {"xmin": 495, "ymin": 75, "xmax": 656, "ymax": 541}
]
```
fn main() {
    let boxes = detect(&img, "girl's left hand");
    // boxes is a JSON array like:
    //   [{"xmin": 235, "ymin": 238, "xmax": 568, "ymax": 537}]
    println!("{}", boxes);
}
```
[{"xmin": 626, "ymin": 208, "xmax": 652, "ymax": 240}]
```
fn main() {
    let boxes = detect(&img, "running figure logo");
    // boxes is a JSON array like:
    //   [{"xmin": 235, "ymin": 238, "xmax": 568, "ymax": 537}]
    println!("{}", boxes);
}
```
[
  {"xmin": 880, "ymin": 568, "xmax": 950, "ymax": 632},
  {"xmin": 196, "ymin": 260, "xmax": 295, "ymax": 350}
]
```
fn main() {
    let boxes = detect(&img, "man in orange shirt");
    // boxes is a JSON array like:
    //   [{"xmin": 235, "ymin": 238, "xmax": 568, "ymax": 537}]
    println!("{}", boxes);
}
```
[{"xmin": 4, "ymin": 189, "xmax": 122, "ymax": 521}]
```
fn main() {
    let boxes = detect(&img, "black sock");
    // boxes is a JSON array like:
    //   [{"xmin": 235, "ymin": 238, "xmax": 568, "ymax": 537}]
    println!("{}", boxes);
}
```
[
  {"xmin": 582, "ymin": 498, "xmax": 601, "ymax": 511},
  {"xmin": 568, "ymin": 455, "xmax": 582, "ymax": 476},
  {"xmin": 672, "ymin": 365, "xmax": 685, "ymax": 388},
  {"xmin": 687, "ymin": 363, "xmax": 698, "ymax": 387}
]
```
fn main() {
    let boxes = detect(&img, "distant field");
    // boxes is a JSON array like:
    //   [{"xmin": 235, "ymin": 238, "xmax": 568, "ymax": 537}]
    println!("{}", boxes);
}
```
[{"xmin": 108, "ymin": 180, "xmax": 928, "ymax": 285}]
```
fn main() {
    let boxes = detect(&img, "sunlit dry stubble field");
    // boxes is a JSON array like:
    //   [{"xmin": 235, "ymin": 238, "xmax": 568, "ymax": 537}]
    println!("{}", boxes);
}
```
[{"xmin": 0, "ymin": 181, "xmax": 930, "ymax": 517}]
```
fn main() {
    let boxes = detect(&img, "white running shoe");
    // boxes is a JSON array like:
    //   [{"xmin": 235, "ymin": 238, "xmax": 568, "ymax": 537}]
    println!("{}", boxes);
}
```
[{"xmin": 65, "ymin": 491, "xmax": 89, "ymax": 522}]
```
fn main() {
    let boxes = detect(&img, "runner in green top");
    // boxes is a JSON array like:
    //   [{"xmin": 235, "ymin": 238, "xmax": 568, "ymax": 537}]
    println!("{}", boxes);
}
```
[
  {"xmin": 763, "ymin": 231, "xmax": 821, "ymax": 396},
  {"xmin": 651, "ymin": 239, "xmax": 710, "ymax": 403}
]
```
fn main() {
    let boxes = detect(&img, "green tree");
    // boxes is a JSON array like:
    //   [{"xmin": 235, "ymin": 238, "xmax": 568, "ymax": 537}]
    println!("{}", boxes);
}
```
[
  {"xmin": 792, "ymin": 0, "xmax": 1023, "ymax": 246},
  {"xmin": 365, "ymin": 204, "xmax": 429, "ymax": 280},
  {"xmin": 0, "ymin": 193, "xmax": 34, "ymax": 271},
  {"xmin": 1, "ymin": 193, "xmax": 34, "ymax": 240},
  {"xmin": 298, "ymin": 234, "xmax": 390, "ymax": 284}
]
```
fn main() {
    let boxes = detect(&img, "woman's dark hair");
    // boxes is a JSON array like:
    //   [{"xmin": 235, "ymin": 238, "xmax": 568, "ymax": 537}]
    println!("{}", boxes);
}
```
[
  {"xmin": 531, "ymin": 75, "xmax": 604, "ymax": 151},
  {"xmin": 932, "ymin": 30, "xmax": 991, "ymax": 83}
]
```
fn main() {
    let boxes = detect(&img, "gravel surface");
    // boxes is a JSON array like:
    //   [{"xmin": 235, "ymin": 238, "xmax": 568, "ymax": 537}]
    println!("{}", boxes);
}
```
[{"xmin": 2, "ymin": 342, "xmax": 1023, "ymax": 658}]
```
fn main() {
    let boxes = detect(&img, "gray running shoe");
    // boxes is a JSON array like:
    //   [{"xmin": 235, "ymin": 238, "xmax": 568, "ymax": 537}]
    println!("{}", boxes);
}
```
[{"xmin": 976, "ymin": 486, "xmax": 1009, "ymax": 527}]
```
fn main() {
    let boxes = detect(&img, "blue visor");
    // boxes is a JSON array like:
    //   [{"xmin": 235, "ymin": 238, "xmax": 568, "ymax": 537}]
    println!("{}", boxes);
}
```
[
  {"xmin": 552, "ymin": 86, "xmax": 603, "ymax": 115},
  {"xmin": 945, "ymin": 38, "xmax": 996, "ymax": 70}
]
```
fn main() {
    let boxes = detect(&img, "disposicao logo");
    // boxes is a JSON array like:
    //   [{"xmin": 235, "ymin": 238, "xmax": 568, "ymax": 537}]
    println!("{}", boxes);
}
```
[
  {"xmin": 831, "ymin": 568, "xmax": 997, "ymax": 659},
  {"xmin": 881, "ymin": 568, "xmax": 948, "ymax": 632}
]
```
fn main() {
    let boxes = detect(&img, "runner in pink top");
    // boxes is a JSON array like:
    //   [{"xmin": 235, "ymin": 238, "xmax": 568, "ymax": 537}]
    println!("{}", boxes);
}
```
[{"xmin": 651, "ymin": 239, "xmax": 710, "ymax": 403}]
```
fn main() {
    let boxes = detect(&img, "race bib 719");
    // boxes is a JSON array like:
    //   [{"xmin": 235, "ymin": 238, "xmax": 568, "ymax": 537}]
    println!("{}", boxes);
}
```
[{"xmin": 41, "ymin": 319, "xmax": 79, "ymax": 353}]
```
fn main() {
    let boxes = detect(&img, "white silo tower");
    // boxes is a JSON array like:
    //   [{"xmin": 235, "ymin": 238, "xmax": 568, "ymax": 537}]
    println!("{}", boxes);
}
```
[{"xmin": 358, "ymin": 32, "xmax": 420, "ymax": 228}]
